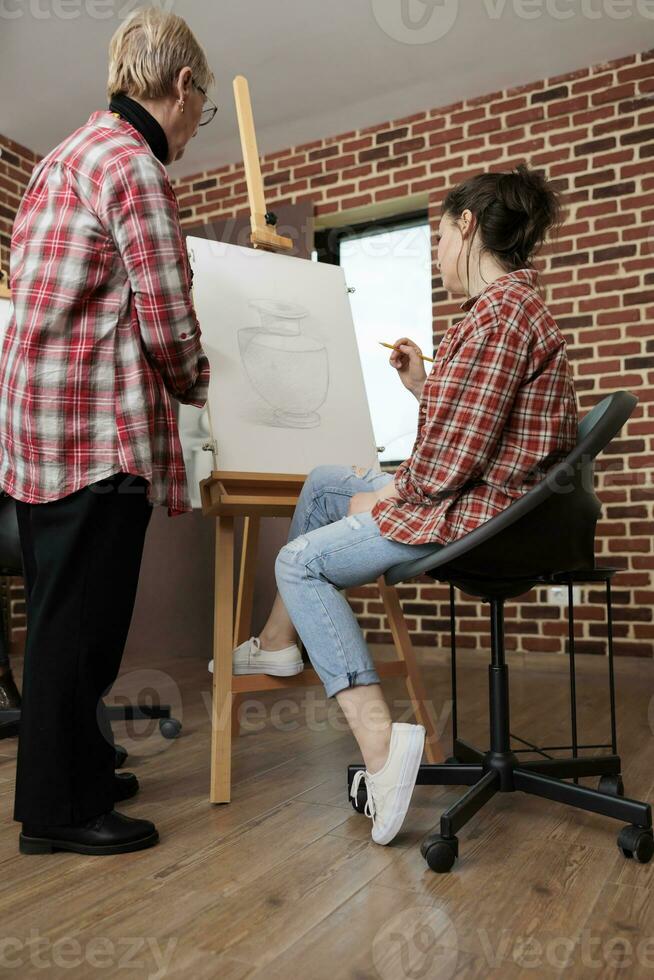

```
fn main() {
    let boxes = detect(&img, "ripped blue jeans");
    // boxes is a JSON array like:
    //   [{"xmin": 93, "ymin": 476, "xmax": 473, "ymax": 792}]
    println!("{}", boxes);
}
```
[{"xmin": 274, "ymin": 465, "xmax": 441, "ymax": 698}]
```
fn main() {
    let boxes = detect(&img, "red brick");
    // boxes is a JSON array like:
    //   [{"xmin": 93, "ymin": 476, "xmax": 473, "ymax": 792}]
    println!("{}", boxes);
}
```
[
  {"xmin": 294, "ymin": 162, "xmax": 323, "ymax": 179},
  {"xmin": 411, "ymin": 117, "xmax": 447, "ymax": 136},
  {"xmin": 343, "ymin": 165, "xmax": 373, "ymax": 181},
  {"xmin": 592, "ymin": 83, "xmax": 636, "ymax": 107},
  {"xmin": 489, "ymin": 96, "xmax": 526, "ymax": 116},
  {"xmin": 343, "ymin": 137, "xmax": 372, "ymax": 153},
  {"xmin": 488, "ymin": 127, "xmax": 525, "ymax": 146},
  {"xmin": 359, "ymin": 175, "xmax": 390, "ymax": 191},
  {"xmin": 450, "ymin": 107, "xmax": 486, "ymax": 125},
  {"xmin": 429, "ymin": 126, "xmax": 464, "ymax": 147},
  {"xmin": 325, "ymin": 153, "xmax": 356, "ymax": 171},
  {"xmin": 394, "ymin": 137, "xmax": 425, "ymax": 154},
  {"xmin": 375, "ymin": 184, "xmax": 410, "ymax": 202},
  {"xmin": 468, "ymin": 117, "xmax": 503, "ymax": 136},
  {"xmin": 339, "ymin": 194, "xmax": 373, "ymax": 210},
  {"xmin": 325, "ymin": 182, "xmax": 355, "ymax": 199}
]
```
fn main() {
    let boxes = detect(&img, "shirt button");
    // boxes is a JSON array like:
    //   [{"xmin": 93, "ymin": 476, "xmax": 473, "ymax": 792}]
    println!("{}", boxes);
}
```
[{"xmin": 180, "ymin": 332, "xmax": 187, "ymax": 339}]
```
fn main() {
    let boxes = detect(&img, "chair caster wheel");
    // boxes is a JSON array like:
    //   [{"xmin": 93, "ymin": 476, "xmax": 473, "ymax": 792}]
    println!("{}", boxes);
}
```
[
  {"xmin": 350, "ymin": 783, "xmax": 368, "ymax": 814},
  {"xmin": 599, "ymin": 775, "xmax": 624, "ymax": 797},
  {"xmin": 421, "ymin": 834, "xmax": 458, "ymax": 873},
  {"xmin": 618, "ymin": 825, "xmax": 654, "ymax": 863},
  {"xmin": 159, "ymin": 718, "xmax": 181, "ymax": 739},
  {"xmin": 114, "ymin": 744, "xmax": 128, "ymax": 769}
]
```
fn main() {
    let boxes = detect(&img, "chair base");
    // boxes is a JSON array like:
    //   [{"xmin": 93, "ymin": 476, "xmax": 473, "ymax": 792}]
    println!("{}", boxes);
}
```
[
  {"xmin": 347, "ymin": 745, "xmax": 653, "ymax": 873},
  {"xmin": 0, "ymin": 704, "xmax": 183, "ymax": 741},
  {"xmin": 347, "ymin": 576, "xmax": 653, "ymax": 874},
  {"xmin": 103, "ymin": 703, "xmax": 182, "ymax": 740}
]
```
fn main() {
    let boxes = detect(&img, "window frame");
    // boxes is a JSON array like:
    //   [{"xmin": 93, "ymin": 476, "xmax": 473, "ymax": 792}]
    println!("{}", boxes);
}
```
[
  {"xmin": 314, "ymin": 208, "xmax": 430, "ymax": 266},
  {"xmin": 314, "ymin": 209, "xmax": 433, "ymax": 468}
]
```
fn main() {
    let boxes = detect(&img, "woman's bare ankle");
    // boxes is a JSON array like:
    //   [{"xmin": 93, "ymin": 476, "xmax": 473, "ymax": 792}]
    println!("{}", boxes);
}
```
[{"xmin": 258, "ymin": 631, "xmax": 297, "ymax": 652}]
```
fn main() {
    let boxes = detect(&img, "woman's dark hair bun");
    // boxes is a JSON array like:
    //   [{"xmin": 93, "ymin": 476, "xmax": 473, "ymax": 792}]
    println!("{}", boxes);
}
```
[{"xmin": 441, "ymin": 162, "xmax": 563, "ymax": 271}]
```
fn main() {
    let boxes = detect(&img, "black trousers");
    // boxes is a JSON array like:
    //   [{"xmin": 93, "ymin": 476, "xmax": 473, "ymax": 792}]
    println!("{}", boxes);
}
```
[{"xmin": 13, "ymin": 472, "xmax": 153, "ymax": 825}]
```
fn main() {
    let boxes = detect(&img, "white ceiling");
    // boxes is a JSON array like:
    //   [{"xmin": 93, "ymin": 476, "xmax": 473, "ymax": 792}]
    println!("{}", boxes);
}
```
[{"xmin": 0, "ymin": 1, "xmax": 650, "ymax": 179}]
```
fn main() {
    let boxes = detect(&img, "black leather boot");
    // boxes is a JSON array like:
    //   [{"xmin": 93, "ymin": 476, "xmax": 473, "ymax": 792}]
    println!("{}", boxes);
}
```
[
  {"xmin": 0, "ymin": 664, "xmax": 20, "ymax": 710},
  {"xmin": 19, "ymin": 809, "xmax": 159, "ymax": 855},
  {"xmin": 0, "ymin": 665, "xmax": 20, "ymax": 739},
  {"xmin": 114, "ymin": 772, "xmax": 139, "ymax": 802}
]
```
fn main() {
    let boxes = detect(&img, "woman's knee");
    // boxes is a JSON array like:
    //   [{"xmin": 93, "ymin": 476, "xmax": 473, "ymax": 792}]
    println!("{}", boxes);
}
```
[
  {"xmin": 275, "ymin": 536, "xmax": 311, "ymax": 585},
  {"xmin": 305, "ymin": 464, "xmax": 352, "ymax": 493}
]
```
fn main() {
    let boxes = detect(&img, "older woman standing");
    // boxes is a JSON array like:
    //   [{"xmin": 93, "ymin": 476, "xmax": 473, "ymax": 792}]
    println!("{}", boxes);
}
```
[{"xmin": 0, "ymin": 8, "xmax": 216, "ymax": 855}]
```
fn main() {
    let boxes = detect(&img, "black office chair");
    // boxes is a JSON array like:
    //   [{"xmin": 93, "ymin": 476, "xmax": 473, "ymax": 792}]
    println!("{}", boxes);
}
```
[
  {"xmin": 0, "ymin": 493, "xmax": 180, "ymax": 753},
  {"xmin": 347, "ymin": 391, "xmax": 653, "ymax": 873}
]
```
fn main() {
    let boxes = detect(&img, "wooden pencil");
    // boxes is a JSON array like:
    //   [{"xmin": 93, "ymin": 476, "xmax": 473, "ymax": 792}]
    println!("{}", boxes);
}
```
[{"xmin": 379, "ymin": 341, "xmax": 435, "ymax": 364}]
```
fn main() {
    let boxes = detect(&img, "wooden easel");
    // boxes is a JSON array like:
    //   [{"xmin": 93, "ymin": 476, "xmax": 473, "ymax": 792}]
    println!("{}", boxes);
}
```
[{"xmin": 200, "ymin": 77, "xmax": 444, "ymax": 805}]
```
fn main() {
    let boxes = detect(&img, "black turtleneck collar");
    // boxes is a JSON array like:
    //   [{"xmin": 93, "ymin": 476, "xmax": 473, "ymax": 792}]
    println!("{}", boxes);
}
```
[{"xmin": 108, "ymin": 94, "xmax": 169, "ymax": 165}]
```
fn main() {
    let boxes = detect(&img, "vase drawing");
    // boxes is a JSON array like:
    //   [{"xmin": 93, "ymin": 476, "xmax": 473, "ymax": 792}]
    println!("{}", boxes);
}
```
[{"xmin": 238, "ymin": 299, "xmax": 329, "ymax": 428}]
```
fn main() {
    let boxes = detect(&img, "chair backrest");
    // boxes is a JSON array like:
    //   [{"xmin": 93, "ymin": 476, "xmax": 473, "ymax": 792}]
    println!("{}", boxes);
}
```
[{"xmin": 385, "ymin": 390, "xmax": 638, "ymax": 587}]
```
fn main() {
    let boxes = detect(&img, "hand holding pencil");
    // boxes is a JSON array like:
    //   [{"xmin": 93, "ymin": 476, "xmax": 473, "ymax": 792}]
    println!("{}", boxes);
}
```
[
  {"xmin": 383, "ymin": 336, "xmax": 430, "ymax": 400},
  {"xmin": 379, "ymin": 341, "xmax": 434, "ymax": 364}
]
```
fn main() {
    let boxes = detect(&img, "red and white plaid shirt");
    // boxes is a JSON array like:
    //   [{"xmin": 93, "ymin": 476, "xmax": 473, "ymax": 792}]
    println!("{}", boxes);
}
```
[
  {"xmin": 0, "ymin": 110, "xmax": 209, "ymax": 516},
  {"xmin": 372, "ymin": 268, "xmax": 579, "ymax": 546}
]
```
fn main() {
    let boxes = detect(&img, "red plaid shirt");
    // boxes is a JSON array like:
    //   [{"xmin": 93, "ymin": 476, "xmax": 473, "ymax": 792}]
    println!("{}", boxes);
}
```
[
  {"xmin": 372, "ymin": 268, "xmax": 578, "ymax": 546},
  {"xmin": 0, "ymin": 111, "xmax": 209, "ymax": 515}
]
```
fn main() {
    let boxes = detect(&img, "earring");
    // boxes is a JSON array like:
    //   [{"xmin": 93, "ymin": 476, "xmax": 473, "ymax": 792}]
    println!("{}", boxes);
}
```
[{"xmin": 178, "ymin": 99, "xmax": 185, "ymax": 113}]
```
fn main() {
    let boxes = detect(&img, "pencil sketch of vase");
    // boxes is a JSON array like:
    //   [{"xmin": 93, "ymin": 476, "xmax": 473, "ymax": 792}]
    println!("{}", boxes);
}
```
[{"xmin": 238, "ymin": 299, "xmax": 330, "ymax": 428}]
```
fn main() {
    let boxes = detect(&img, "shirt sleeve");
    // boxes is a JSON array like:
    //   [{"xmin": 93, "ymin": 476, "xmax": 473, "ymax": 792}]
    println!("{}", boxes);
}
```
[
  {"xmin": 393, "ymin": 316, "xmax": 529, "ymax": 505},
  {"xmin": 98, "ymin": 152, "xmax": 209, "ymax": 407}
]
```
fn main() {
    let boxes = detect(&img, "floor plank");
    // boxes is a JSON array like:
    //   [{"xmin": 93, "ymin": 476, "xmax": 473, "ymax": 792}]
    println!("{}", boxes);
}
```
[{"xmin": 0, "ymin": 645, "xmax": 652, "ymax": 979}]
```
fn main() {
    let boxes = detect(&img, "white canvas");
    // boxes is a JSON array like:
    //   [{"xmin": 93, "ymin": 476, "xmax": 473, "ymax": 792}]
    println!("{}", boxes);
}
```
[{"xmin": 181, "ymin": 238, "xmax": 380, "ymax": 504}]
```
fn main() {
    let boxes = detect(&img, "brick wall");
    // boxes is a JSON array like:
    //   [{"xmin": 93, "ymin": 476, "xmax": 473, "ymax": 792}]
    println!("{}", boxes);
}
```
[
  {"xmin": 0, "ymin": 50, "xmax": 652, "ymax": 660},
  {"xmin": 173, "ymin": 48, "xmax": 654, "ymax": 658},
  {"xmin": 0, "ymin": 135, "xmax": 40, "ymax": 273}
]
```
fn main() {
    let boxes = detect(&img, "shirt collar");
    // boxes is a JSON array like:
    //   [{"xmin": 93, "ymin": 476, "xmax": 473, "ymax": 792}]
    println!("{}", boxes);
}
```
[
  {"xmin": 107, "ymin": 95, "xmax": 168, "ymax": 164},
  {"xmin": 459, "ymin": 268, "xmax": 539, "ymax": 312},
  {"xmin": 86, "ymin": 110, "xmax": 155, "ymax": 157}
]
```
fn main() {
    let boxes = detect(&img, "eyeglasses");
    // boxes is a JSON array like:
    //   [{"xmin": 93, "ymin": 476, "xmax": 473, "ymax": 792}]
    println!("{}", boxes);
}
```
[{"xmin": 192, "ymin": 80, "xmax": 218, "ymax": 127}]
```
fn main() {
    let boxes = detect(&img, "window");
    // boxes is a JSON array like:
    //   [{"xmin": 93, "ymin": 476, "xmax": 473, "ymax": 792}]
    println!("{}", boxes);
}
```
[{"xmin": 314, "ymin": 212, "xmax": 433, "ymax": 465}]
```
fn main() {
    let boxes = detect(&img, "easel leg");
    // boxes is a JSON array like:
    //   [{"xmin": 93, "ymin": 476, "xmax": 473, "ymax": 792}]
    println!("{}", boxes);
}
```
[
  {"xmin": 231, "ymin": 695, "xmax": 242, "ymax": 738},
  {"xmin": 377, "ymin": 576, "xmax": 445, "ymax": 764},
  {"xmin": 211, "ymin": 516, "xmax": 235, "ymax": 803},
  {"xmin": 235, "ymin": 516, "xmax": 260, "ymax": 646},
  {"xmin": 231, "ymin": 516, "xmax": 260, "ymax": 738}
]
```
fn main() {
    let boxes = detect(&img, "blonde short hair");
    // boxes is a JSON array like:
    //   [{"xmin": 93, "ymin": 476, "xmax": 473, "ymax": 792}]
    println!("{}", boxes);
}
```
[{"xmin": 107, "ymin": 6, "xmax": 214, "ymax": 101}]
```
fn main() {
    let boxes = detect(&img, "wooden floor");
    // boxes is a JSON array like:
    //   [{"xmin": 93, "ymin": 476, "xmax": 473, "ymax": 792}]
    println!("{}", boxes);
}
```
[{"xmin": 1, "ymin": 644, "xmax": 653, "ymax": 979}]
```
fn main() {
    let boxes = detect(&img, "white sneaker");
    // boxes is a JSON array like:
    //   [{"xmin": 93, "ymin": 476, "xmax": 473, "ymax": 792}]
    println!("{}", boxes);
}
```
[
  {"xmin": 350, "ymin": 722, "xmax": 425, "ymax": 845},
  {"xmin": 208, "ymin": 636, "xmax": 304, "ymax": 677}
]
